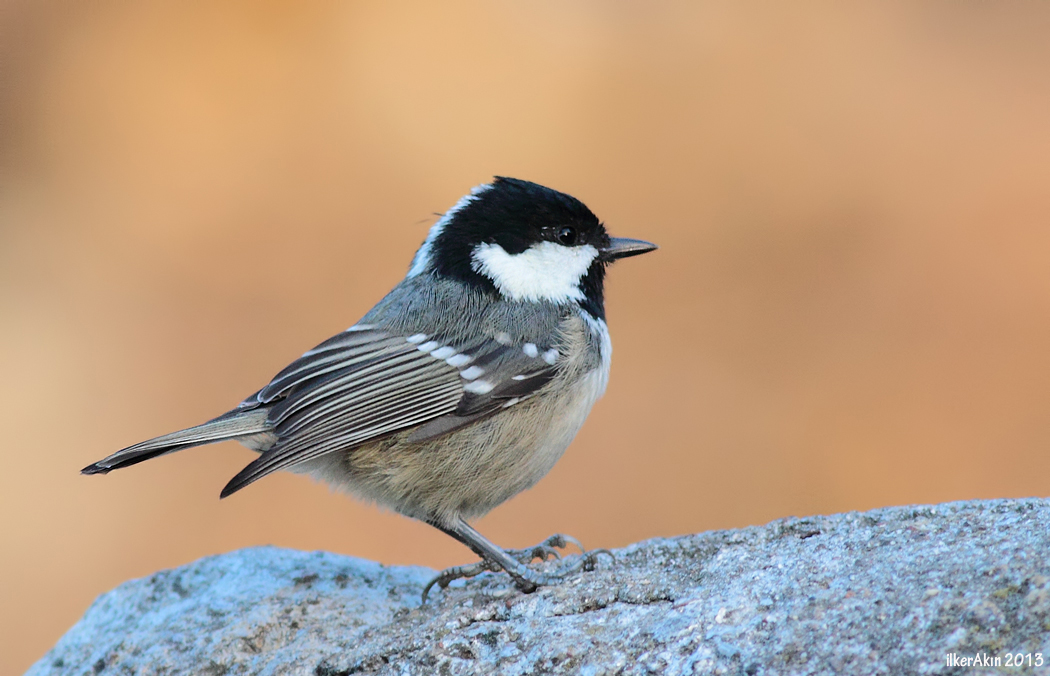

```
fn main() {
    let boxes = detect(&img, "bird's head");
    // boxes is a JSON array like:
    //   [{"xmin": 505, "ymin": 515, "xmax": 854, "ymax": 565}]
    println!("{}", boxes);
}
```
[{"xmin": 408, "ymin": 177, "xmax": 656, "ymax": 319}]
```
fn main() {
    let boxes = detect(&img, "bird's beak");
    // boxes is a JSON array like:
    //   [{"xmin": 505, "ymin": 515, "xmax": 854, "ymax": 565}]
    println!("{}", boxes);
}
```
[{"xmin": 601, "ymin": 237, "xmax": 658, "ymax": 262}]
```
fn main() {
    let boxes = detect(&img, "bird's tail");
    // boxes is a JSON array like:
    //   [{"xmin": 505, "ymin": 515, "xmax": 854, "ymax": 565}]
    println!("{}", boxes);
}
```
[{"xmin": 81, "ymin": 408, "xmax": 271, "ymax": 475}]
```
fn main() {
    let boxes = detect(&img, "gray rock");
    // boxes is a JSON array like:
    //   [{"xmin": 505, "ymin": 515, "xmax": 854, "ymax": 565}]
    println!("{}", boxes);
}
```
[{"xmin": 28, "ymin": 499, "xmax": 1050, "ymax": 676}]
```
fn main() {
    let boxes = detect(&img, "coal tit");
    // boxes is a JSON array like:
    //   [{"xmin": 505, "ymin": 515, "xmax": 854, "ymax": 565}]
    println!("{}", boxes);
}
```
[{"xmin": 83, "ymin": 177, "xmax": 657, "ymax": 597}]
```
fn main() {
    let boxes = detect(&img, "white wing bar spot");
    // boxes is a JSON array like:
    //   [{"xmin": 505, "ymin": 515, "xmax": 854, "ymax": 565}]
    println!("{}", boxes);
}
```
[
  {"xmin": 463, "ymin": 380, "xmax": 494, "ymax": 394},
  {"xmin": 430, "ymin": 346, "xmax": 456, "ymax": 359},
  {"xmin": 446, "ymin": 353, "xmax": 472, "ymax": 367},
  {"xmin": 410, "ymin": 338, "xmax": 477, "ymax": 371}
]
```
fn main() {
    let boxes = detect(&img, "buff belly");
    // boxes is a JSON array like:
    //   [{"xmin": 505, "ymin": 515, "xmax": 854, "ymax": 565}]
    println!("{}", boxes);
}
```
[{"xmin": 289, "ymin": 364, "xmax": 608, "ymax": 525}]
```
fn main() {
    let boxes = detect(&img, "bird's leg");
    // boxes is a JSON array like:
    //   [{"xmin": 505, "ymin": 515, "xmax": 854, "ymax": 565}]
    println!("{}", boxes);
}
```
[{"xmin": 421, "ymin": 518, "xmax": 613, "ymax": 603}]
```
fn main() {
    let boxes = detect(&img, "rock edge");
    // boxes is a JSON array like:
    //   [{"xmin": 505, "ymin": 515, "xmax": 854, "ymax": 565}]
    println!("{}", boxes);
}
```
[{"xmin": 29, "ymin": 498, "xmax": 1050, "ymax": 676}]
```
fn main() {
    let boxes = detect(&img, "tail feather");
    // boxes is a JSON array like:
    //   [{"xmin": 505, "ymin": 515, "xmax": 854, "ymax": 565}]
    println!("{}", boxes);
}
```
[{"xmin": 82, "ymin": 409, "xmax": 271, "ymax": 475}]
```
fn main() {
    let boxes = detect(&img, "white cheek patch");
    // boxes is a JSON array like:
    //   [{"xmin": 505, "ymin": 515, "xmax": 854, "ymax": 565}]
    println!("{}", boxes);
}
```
[{"xmin": 470, "ymin": 241, "xmax": 599, "ymax": 303}]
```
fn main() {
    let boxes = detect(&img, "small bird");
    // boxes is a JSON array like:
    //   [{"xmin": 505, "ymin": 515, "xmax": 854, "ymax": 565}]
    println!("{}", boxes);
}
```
[{"xmin": 83, "ymin": 177, "xmax": 656, "ymax": 598}]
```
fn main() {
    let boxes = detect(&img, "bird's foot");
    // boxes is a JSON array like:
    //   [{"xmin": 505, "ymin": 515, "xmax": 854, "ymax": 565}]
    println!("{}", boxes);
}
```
[
  {"xmin": 503, "ymin": 533, "xmax": 585, "ymax": 564},
  {"xmin": 421, "ymin": 535, "xmax": 613, "ymax": 603}
]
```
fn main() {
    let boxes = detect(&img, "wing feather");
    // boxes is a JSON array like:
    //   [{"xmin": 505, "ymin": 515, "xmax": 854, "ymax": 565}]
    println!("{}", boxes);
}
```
[
  {"xmin": 269, "ymin": 348, "xmax": 433, "ymax": 427},
  {"xmin": 221, "ymin": 324, "xmax": 563, "ymax": 497}
]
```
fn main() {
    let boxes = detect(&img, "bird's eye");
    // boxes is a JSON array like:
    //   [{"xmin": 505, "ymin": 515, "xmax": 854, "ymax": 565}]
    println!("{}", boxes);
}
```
[{"xmin": 556, "ymin": 227, "xmax": 578, "ymax": 246}]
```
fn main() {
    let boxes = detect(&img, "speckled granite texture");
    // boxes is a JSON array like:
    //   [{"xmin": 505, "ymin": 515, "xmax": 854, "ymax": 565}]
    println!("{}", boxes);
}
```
[{"xmin": 28, "ymin": 499, "xmax": 1050, "ymax": 675}]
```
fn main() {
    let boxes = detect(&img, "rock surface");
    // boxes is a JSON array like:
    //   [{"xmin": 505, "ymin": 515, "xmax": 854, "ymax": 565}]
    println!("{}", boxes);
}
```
[{"xmin": 28, "ymin": 499, "xmax": 1050, "ymax": 676}]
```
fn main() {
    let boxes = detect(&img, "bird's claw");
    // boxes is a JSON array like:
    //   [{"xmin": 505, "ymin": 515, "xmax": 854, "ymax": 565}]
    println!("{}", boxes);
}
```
[
  {"xmin": 579, "ymin": 547, "xmax": 614, "ymax": 572},
  {"xmin": 503, "ymin": 533, "xmax": 583, "ymax": 564},
  {"xmin": 421, "ymin": 559, "xmax": 502, "ymax": 603}
]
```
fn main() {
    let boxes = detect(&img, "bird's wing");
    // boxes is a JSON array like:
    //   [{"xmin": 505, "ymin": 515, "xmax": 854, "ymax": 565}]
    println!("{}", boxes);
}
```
[{"xmin": 221, "ymin": 325, "xmax": 559, "ymax": 496}]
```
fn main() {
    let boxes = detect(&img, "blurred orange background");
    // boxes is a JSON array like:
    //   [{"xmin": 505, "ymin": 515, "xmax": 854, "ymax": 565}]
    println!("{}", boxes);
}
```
[{"xmin": 3, "ymin": 1, "xmax": 1049, "ymax": 672}]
